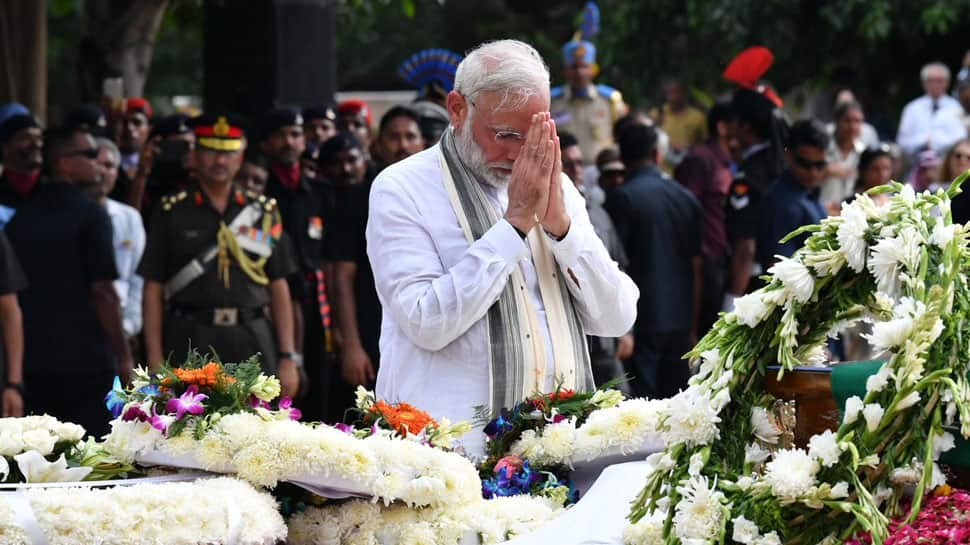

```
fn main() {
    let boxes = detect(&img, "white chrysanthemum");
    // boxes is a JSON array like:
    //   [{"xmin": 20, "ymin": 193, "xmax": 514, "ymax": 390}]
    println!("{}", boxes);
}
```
[
  {"xmin": 862, "ymin": 403, "xmax": 885, "ymax": 432},
  {"xmin": 732, "ymin": 515, "xmax": 761, "ymax": 544},
  {"xmin": 931, "ymin": 221, "xmax": 956, "ymax": 248},
  {"xmin": 867, "ymin": 226, "xmax": 923, "ymax": 297},
  {"xmin": 843, "ymin": 396, "xmax": 864, "ymax": 426},
  {"xmin": 573, "ymin": 398, "xmax": 666, "ymax": 461},
  {"xmin": 744, "ymin": 442, "xmax": 771, "ymax": 465},
  {"xmin": 866, "ymin": 364, "xmax": 893, "ymax": 394},
  {"xmin": 661, "ymin": 389, "xmax": 721, "ymax": 448},
  {"xmin": 837, "ymin": 201, "xmax": 869, "ymax": 272},
  {"xmin": 763, "ymin": 449, "xmax": 819, "ymax": 503},
  {"xmin": 769, "ymin": 257, "xmax": 815, "ymax": 304},
  {"xmin": 623, "ymin": 510, "xmax": 666, "ymax": 545},
  {"xmin": 750, "ymin": 407, "xmax": 780, "ymax": 444},
  {"xmin": 672, "ymin": 475, "xmax": 725, "ymax": 542},
  {"xmin": 734, "ymin": 291, "xmax": 774, "ymax": 328},
  {"xmin": 807, "ymin": 430, "xmax": 842, "ymax": 467}
]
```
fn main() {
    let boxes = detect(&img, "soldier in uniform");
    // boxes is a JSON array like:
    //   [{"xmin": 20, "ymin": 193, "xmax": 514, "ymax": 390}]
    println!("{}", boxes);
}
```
[
  {"xmin": 722, "ymin": 88, "xmax": 786, "ymax": 310},
  {"xmin": 139, "ymin": 114, "xmax": 301, "ymax": 398},
  {"xmin": 550, "ymin": 38, "xmax": 628, "ymax": 161},
  {"xmin": 258, "ymin": 108, "xmax": 333, "ymax": 421}
]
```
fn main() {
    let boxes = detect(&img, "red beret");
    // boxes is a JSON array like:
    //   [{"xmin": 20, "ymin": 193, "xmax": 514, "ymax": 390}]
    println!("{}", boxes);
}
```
[
  {"xmin": 337, "ymin": 100, "xmax": 372, "ymax": 126},
  {"xmin": 125, "ymin": 97, "xmax": 153, "ymax": 119}
]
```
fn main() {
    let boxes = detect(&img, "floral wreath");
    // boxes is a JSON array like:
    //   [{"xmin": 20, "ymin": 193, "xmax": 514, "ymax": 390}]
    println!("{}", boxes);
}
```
[{"xmin": 626, "ymin": 180, "xmax": 970, "ymax": 545}]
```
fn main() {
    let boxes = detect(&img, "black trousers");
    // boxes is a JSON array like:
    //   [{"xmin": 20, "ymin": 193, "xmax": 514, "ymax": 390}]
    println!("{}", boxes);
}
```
[
  {"xmin": 26, "ymin": 370, "xmax": 115, "ymax": 438},
  {"xmin": 163, "ymin": 313, "xmax": 278, "ymax": 373},
  {"xmin": 300, "ymin": 298, "xmax": 330, "ymax": 422},
  {"xmin": 625, "ymin": 330, "xmax": 691, "ymax": 400},
  {"xmin": 698, "ymin": 255, "xmax": 726, "ymax": 338}
]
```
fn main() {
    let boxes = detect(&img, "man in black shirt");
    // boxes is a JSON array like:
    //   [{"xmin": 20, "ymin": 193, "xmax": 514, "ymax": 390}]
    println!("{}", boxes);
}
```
[
  {"xmin": 259, "ymin": 108, "xmax": 332, "ymax": 420},
  {"xmin": 6, "ymin": 127, "xmax": 133, "ymax": 435},
  {"xmin": 319, "ymin": 133, "xmax": 379, "ymax": 422},
  {"xmin": 0, "ymin": 230, "xmax": 26, "ymax": 417},
  {"xmin": 139, "ymin": 115, "xmax": 300, "ymax": 399},
  {"xmin": 605, "ymin": 123, "xmax": 702, "ymax": 399}
]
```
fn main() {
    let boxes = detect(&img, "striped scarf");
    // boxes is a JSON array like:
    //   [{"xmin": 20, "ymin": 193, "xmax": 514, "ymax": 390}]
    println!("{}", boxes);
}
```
[{"xmin": 438, "ymin": 127, "xmax": 594, "ymax": 415}]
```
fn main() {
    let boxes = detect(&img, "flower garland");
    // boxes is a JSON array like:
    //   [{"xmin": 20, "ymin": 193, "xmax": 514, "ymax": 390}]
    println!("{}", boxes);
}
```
[
  {"xmin": 287, "ymin": 494, "xmax": 562, "ymax": 545},
  {"xmin": 0, "ymin": 477, "xmax": 286, "ymax": 545},
  {"xmin": 626, "ymin": 180, "xmax": 970, "ymax": 545},
  {"xmin": 104, "ymin": 411, "xmax": 482, "ymax": 508}
]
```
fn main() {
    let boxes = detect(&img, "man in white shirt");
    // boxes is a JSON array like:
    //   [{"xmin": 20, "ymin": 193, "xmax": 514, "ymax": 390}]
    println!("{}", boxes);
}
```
[
  {"xmin": 95, "ymin": 137, "xmax": 146, "ymax": 338},
  {"xmin": 366, "ymin": 40, "xmax": 638, "ymax": 453},
  {"xmin": 896, "ymin": 62, "xmax": 967, "ymax": 159}
]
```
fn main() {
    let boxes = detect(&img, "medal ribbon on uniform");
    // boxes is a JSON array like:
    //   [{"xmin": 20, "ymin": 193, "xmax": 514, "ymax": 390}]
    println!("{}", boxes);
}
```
[{"xmin": 215, "ymin": 210, "xmax": 275, "ymax": 288}]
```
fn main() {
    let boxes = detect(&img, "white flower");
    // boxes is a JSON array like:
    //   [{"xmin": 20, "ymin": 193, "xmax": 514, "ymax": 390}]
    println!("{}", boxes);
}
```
[
  {"xmin": 731, "ymin": 515, "xmax": 761, "ymax": 544},
  {"xmin": 734, "ymin": 291, "xmax": 774, "ymax": 328},
  {"xmin": 862, "ymin": 403, "xmax": 885, "ymax": 432},
  {"xmin": 0, "ymin": 429, "xmax": 25, "ymax": 456},
  {"xmin": 589, "ymin": 389, "xmax": 624, "ymax": 409},
  {"xmin": 688, "ymin": 452, "xmax": 706, "ymax": 477},
  {"xmin": 52, "ymin": 422, "xmax": 86, "ymax": 443},
  {"xmin": 130, "ymin": 366, "xmax": 152, "ymax": 391},
  {"xmin": 661, "ymin": 389, "xmax": 721, "ymax": 448},
  {"xmin": 763, "ymin": 449, "xmax": 820, "ymax": 503},
  {"xmin": 21, "ymin": 429, "xmax": 57, "ymax": 456},
  {"xmin": 843, "ymin": 396, "xmax": 864, "ymax": 426},
  {"xmin": 751, "ymin": 407, "xmax": 780, "ymax": 444},
  {"xmin": 931, "ymin": 462, "xmax": 947, "ymax": 489},
  {"xmin": 837, "ymin": 200, "xmax": 869, "ymax": 272},
  {"xmin": 895, "ymin": 391, "xmax": 921, "ymax": 411},
  {"xmin": 830, "ymin": 481, "xmax": 850, "ymax": 499},
  {"xmin": 932, "ymin": 431, "xmax": 956, "ymax": 460},
  {"xmin": 14, "ymin": 451, "xmax": 92, "ymax": 483},
  {"xmin": 930, "ymin": 221, "xmax": 956, "ymax": 248},
  {"xmin": 865, "ymin": 364, "xmax": 893, "ymax": 394},
  {"xmin": 735, "ymin": 476, "xmax": 755, "ymax": 491},
  {"xmin": 0, "ymin": 455, "xmax": 7, "ymax": 481},
  {"xmin": 623, "ymin": 510, "xmax": 666, "ymax": 545},
  {"xmin": 711, "ymin": 388, "xmax": 731, "ymax": 412},
  {"xmin": 807, "ymin": 430, "xmax": 842, "ymax": 467},
  {"xmin": 804, "ymin": 249, "xmax": 846, "ymax": 277},
  {"xmin": 744, "ymin": 442, "xmax": 771, "ymax": 465},
  {"xmin": 757, "ymin": 532, "xmax": 782, "ymax": 545},
  {"xmin": 769, "ymin": 257, "xmax": 815, "ymax": 304},
  {"xmin": 249, "ymin": 373, "xmax": 282, "ymax": 402},
  {"xmin": 867, "ymin": 226, "xmax": 923, "ymax": 297},
  {"xmin": 672, "ymin": 475, "xmax": 725, "ymax": 542}
]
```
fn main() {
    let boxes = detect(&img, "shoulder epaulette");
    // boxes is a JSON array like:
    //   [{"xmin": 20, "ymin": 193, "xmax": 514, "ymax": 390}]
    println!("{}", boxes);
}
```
[
  {"xmin": 596, "ymin": 83, "xmax": 617, "ymax": 98},
  {"xmin": 160, "ymin": 190, "xmax": 189, "ymax": 211},
  {"xmin": 263, "ymin": 196, "xmax": 277, "ymax": 212},
  {"xmin": 550, "ymin": 85, "xmax": 566, "ymax": 100}
]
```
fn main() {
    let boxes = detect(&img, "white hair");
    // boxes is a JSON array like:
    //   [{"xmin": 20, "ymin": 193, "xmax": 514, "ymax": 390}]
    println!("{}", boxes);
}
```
[
  {"xmin": 921, "ymin": 62, "xmax": 951, "ymax": 82},
  {"xmin": 95, "ymin": 136, "xmax": 120, "ymax": 164},
  {"xmin": 454, "ymin": 39, "xmax": 550, "ymax": 111}
]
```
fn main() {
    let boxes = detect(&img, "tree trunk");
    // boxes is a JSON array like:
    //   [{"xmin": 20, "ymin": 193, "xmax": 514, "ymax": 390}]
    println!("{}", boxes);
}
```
[
  {"xmin": 78, "ymin": 0, "xmax": 170, "ymax": 102},
  {"xmin": 0, "ymin": 1, "xmax": 47, "ymax": 121}
]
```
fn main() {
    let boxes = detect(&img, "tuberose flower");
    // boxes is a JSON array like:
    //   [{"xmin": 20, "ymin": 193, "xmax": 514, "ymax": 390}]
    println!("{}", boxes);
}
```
[
  {"xmin": 843, "ymin": 396, "xmax": 864, "ymax": 425},
  {"xmin": 862, "ymin": 403, "xmax": 885, "ymax": 432},
  {"xmin": 734, "ymin": 291, "xmax": 773, "ymax": 328},
  {"xmin": 751, "ymin": 407, "xmax": 781, "ymax": 444},
  {"xmin": 837, "ymin": 200, "xmax": 869, "ymax": 272}
]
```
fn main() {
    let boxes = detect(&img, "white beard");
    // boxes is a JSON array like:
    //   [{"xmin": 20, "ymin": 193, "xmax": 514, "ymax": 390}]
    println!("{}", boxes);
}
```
[{"xmin": 455, "ymin": 123, "xmax": 513, "ymax": 188}]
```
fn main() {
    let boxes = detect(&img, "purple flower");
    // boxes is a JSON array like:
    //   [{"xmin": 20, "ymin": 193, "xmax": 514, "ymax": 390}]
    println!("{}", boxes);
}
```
[
  {"xmin": 334, "ymin": 423, "xmax": 354, "ymax": 434},
  {"xmin": 278, "ymin": 397, "xmax": 302, "ymax": 421},
  {"xmin": 165, "ymin": 385, "xmax": 207, "ymax": 420},
  {"xmin": 551, "ymin": 414, "xmax": 567, "ymax": 424},
  {"xmin": 149, "ymin": 414, "xmax": 174, "ymax": 434},
  {"xmin": 122, "ymin": 405, "xmax": 149, "ymax": 422},
  {"xmin": 248, "ymin": 396, "xmax": 271, "ymax": 410},
  {"xmin": 484, "ymin": 411, "xmax": 514, "ymax": 439}
]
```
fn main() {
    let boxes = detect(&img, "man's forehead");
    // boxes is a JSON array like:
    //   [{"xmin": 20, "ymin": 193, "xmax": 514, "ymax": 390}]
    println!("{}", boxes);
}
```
[{"xmin": 474, "ymin": 91, "xmax": 550, "ymax": 125}]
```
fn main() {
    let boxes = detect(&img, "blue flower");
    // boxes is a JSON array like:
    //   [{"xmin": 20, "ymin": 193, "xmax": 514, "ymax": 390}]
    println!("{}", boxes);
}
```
[
  {"xmin": 104, "ymin": 376, "xmax": 126, "ymax": 418},
  {"xmin": 138, "ymin": 384, "xmax": 161, "ymax": 398},
  {"xmin": 484, "ymin": 411, "xmax": 514, "ymax": 439}
]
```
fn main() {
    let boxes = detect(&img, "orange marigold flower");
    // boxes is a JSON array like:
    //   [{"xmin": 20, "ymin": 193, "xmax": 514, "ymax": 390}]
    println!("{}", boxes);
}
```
[{"xmin": 370, "ymin": 400, "xmax": 438, "ymax": 436}]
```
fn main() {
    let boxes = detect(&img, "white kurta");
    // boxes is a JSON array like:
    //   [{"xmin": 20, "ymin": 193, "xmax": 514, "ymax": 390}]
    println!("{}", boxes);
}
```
[
  {"xmin": 366, "ymin": 145, "xmax": 638, "ymax": 453},
  {"xmin": 896, "ymin": 94, "xmax": 967, "ymax": 157}
]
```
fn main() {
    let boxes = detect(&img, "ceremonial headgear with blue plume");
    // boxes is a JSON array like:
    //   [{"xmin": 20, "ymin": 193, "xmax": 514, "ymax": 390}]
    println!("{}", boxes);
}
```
[
  {"xmin": 398, "ymin": 49, "xmax": 463, "ymax": 99},
  {"xmin": 562, "ymin": 2, "xmax": 600, "ymax": 65}
]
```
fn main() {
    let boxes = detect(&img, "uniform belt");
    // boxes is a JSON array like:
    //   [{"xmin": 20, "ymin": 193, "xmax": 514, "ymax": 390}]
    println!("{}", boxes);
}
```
[{"xmin": 168, "ymin": 305, "xmax": 267, "ymax": 327}]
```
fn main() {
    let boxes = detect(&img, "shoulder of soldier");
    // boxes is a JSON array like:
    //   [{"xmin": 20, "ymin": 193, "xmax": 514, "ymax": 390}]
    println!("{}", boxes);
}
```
[
  {"xmin": 240, "ymin": 188, "xmax": 279, "ymax": 214},
  {"xmin": 551, "ymin": 85, "xmax": 567, "ymax": 100},
  {"xmin": 596, "ymin": 83, "xmax": 622, "ymax": 101}
]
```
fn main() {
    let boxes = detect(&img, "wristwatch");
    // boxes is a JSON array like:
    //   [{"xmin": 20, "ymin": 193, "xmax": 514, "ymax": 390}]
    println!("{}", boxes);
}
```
[{"xmin": 278, "ymin": 352, "xmax": 304, "ymax": 368}]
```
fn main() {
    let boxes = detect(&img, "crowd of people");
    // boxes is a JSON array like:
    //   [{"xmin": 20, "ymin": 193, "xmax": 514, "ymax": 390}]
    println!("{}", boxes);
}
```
[{"xmin": 0, "ymin": 37, "xmax": 969, "ymax": 435}]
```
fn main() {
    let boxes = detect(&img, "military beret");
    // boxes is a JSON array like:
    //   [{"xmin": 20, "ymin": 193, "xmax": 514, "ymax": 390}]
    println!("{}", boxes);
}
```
[
  {"xmin": 257, "ymin": 108, "xmax": 303, "ymax": 142},
  {"xmin": 150, "ymin": 114, "xmax": 192, "ymax": 139}
]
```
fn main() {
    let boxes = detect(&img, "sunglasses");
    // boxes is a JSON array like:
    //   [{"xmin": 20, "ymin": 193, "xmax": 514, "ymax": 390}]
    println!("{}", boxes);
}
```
[
  {"xmin": 66, "ymin": 148, "xmax": 101, "ymax": 160},
  {"xmin": 793, "ymin": 155, "xmax": 828, "ymax": 171}
]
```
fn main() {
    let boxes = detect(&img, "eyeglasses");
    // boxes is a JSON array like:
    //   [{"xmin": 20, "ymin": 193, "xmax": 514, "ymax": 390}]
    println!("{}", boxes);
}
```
[
  {"xmin": 465, "ymin": 95, "xmax": 527, "ymax": 145},
  {"xmin": 65, "ymin": 148, "xmax": 100, "ymax": 160},
  {"xmin": 793, "ymin": 154, "xmax": 828, "ymax": 171}
]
